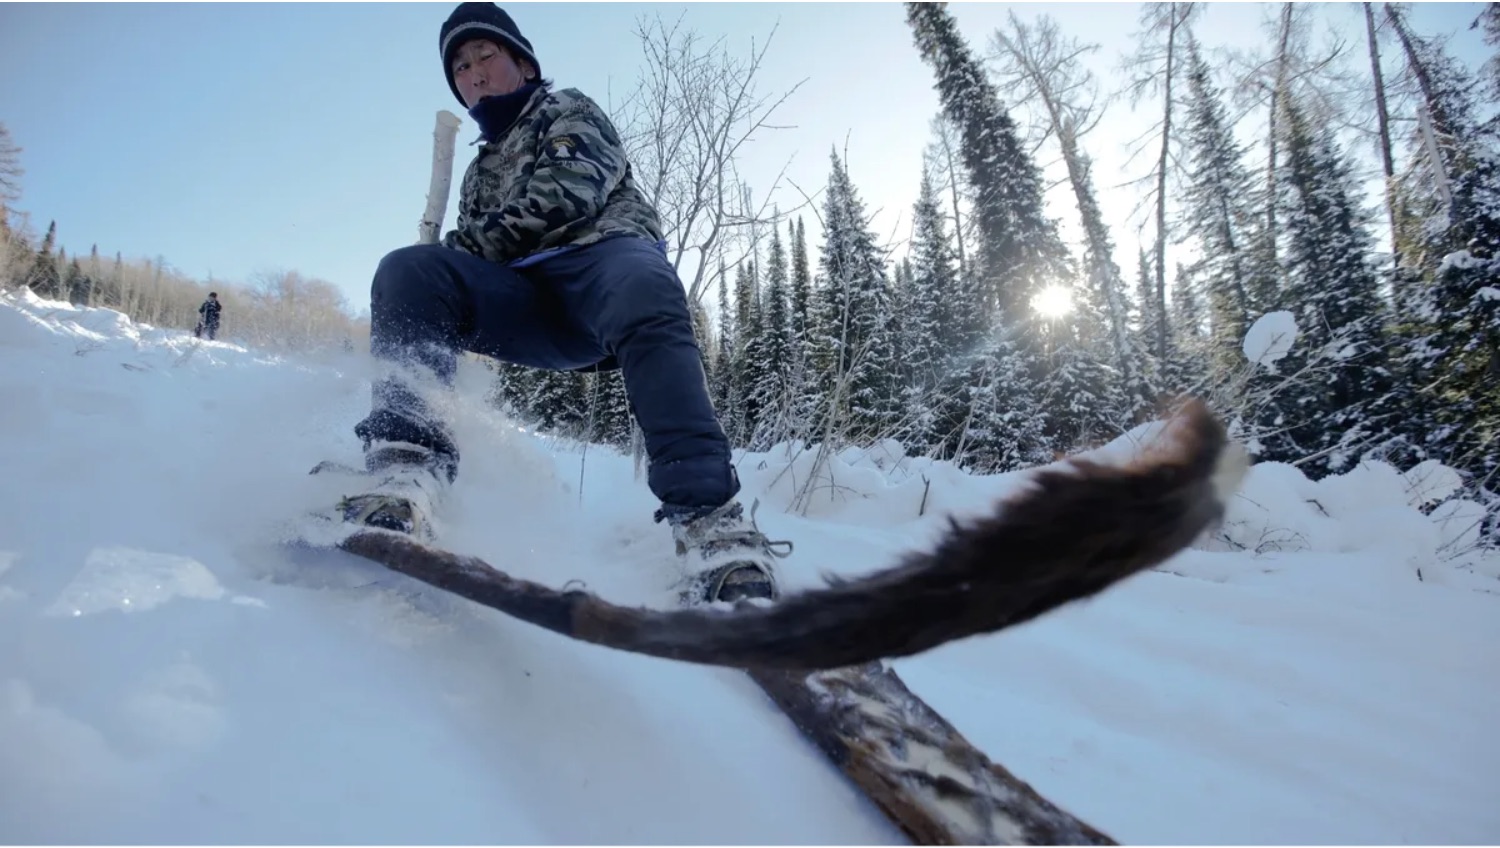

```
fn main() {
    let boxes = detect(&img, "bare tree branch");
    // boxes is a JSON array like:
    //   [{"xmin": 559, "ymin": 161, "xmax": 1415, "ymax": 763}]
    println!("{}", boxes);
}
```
[{"xmin": 611, "ymin": 14, "xmax": 809, "ymax": 306}]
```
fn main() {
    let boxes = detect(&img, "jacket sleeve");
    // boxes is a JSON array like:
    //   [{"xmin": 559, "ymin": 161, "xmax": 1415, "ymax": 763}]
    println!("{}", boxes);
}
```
[
  {"xmin": 466, "ymin": 98, "xmax": 629, "ymax": 260},
  {"xmin": 442, "ymin": 225, "xmax": 482, "ymax": 255}
]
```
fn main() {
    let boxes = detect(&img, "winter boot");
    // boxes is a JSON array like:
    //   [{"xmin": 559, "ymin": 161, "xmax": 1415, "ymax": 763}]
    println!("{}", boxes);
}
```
[
  {"xmin": 666, "ymin": 499, "xmax": 792, "ymax": 605},
  {"xmin": 327, "ymin": 441, "xmax": 451, "ymax": 541}
]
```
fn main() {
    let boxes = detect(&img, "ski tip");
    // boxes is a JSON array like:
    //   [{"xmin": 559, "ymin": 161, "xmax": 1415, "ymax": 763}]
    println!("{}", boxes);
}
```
[
  {"xmin": 1152, "ymin": 396, "xmax": 1248, "ymax": 489},
  {"xmin": 1153, "ymin": 396, "xmax": 1247, "ymax": 518},
  {"xmin": 1076, "ymin": 396, "xmax": 1243, "ymax": 512}
]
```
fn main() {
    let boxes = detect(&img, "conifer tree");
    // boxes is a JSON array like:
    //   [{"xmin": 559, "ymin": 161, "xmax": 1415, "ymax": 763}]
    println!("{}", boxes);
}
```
[
  {"xmin": 787, "ymin": 216, "xmax": 822, "ymax": 438},
  {"xmin": 1261, "ymin": 93, "xmax": 1394, "ymax": 472},
  {"xmin": 587, "ymin": 370, "xmax": 634, "ymax": 449},
  {"xmin": 747, "ymin": 223, "xmax": 797, "ymax": 448},
  {"xmin": 925, "ymin": 330, "xmax": 1052, "ymax": 472},
  {"xmin": 731, "ymin": 258, "xmax": 763, "ymax": 443},
  {"xmin": 905, "ymin": 165, "xmax": 965, "ymax": 386},
  {"xmin": 1383, "ymin": 14, "xmax": 1500, "ymax": 482},
  {"xmin": 27, "ymin": 221, "xmax": 60, "ymax": 299},
  {"xmin": 710, "ymin": 262, "xmax": 739, "ymax": 439},
  {"xmin": 1178, "ymin": 35, "xmax": 1272, "ymax": 375},
  {"xmin": 811, "ymin": 150, "xmax": 903, "ymax": 443},
  {"xmin": 905, "ymin": 2, "xmax": 1071, "ymax": 337}
]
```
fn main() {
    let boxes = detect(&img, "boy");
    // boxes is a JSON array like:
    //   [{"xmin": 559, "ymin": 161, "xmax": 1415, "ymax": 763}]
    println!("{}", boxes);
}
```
[{"xmin": 339, "ymin": 3, "xmax": 787, "ymax": 604}]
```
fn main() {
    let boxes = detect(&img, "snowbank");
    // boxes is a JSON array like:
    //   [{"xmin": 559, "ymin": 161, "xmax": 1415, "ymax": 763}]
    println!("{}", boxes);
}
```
[{"xmin": 1, "ymin": 289, "xmax": 1497, "ymax": 844}]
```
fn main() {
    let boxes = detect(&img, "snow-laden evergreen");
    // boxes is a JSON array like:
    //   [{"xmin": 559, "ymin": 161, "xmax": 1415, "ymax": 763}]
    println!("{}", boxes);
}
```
[
  {"xmin": 1383, "ymin": 24, "xmax": 1500, "ymax": 488},
  {"xmin": 808, "ymin": 150, "xmax": 903, "ymax": 445},
  {"xmin": 745, "ymin": 222, "xmax": 796, "ymax": 449},
  {"xmin": 1262, "ymin": 93, "xmax": 1394, "ymax": 474},
  {"xmin": 904, "ymin": 166, "xmax": 967, "ymax": 386},
  {"xmin": 904, "ymin": 1, "xmax": 1072, "ymax": 333},
  {"xmin": 1177, "ymin": 35, "xmax": 1275, "ymax": 374}
]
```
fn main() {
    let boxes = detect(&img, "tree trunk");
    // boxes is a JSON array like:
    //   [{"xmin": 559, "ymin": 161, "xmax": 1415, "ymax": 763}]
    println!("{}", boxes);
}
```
[
  {"xmin": 1151, "ymin": 3, "xmax": 1182, "ymax": 362},
  {"xmin": 1363, "ymin": 2, "xmax": 1401, "ymax": 270},
  {"xmin": 1266, "ymin": 3, "xmax": 1293, "ymax": 289},
  {"xmin": 935, "ymin": 121, "xmax": 970, "ymax": 281},
  {"xmin": 1384, "ymin": 3, "xmax": 1455, "ymax": 211}
]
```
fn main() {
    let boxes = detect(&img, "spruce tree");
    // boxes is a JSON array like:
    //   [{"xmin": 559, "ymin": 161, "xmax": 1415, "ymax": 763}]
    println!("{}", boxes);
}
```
[
  {"xmin": 905, "ymin": 2, "xmax": 1072, "ymax": 336},
  {"xmin": 905, "ymin": 165, "xmax": 965, "ymax": 385},
  {"xmin": 925, "ymin": 330, "xmax": 1052, "ymax": 472},
  {"xmin": 811, "ymin": 150, "xmax": 903, "ymax": 443},
  {"xmin": 526, "ymin": 370, "xmax": 590, "ymax": 437},
  {"xmin": 1264, "ymin": 93, "xmax": 1394, "ymax": 473},
  {"xmin": 1178, "ymin": 35, "xmax": 1272, "ymax": 375},
  {"xmin": 587, "ymin": 370, "xmax": 634, "ymax": 450},
  {"xmin": 1169, "ymin": 261, "xmax": 1213, "ymax": 394},
  {"xmin": 1035, "ymin": 282, "xmax": 1130, "ymax": 452},
  {"xmin": 27, "ymin": 221, "xmax": 60, "ymax": 300},
  {"xmin": 732, "ymin": 259, "xmax": 764, "ymax": 444},
  {"xmin": 710, "ymin": 262, "xmax": 739, "ymax": 440},
  {"xmin": 1385, "ymin": 23, "xmax": 1500, "ymax": 482},
  {"xmin": 786, "ymin": 217, "xmax": 819, "ymax": 432},
  {"xmin": 747, "ymin": 223, "xmax": 796, "ymax": 448},
  {"xmin": 65, "ymin": 258, "xmax": 91, "ymax": 306}
]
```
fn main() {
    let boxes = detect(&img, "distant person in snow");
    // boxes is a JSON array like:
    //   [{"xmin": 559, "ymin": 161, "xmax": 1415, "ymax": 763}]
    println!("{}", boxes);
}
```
[
  {"xmin": 335, "ymin": 2, "xmax": 788, "ymax": 604},
  {"xmin": 195, "ymin": 292, "xmax": 221, "ymax": 340}
]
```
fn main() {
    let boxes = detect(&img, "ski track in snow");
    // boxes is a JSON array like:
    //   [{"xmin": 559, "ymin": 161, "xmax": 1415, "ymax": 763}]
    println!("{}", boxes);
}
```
[{"xmin": 0, "ymin": 289, "xmax": 1497, "ymax": 844}]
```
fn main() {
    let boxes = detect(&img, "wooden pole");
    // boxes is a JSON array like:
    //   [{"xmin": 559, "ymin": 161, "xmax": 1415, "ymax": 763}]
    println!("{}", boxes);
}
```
[{"xmin": 419, "ymin": 110, "xmax": 462, "ymax": 245}]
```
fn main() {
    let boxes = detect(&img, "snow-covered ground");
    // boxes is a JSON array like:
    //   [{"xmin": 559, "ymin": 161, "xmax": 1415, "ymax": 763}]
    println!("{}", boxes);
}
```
[{"xmin": 1, "ymin": 288, "xmax": 1496, "ymax": 844}]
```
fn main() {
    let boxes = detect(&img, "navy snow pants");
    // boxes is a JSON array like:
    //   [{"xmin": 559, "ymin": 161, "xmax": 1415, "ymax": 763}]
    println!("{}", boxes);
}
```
[{"xmin": 353, "ymin": 235, "xmax": 738, "ymax": 517}]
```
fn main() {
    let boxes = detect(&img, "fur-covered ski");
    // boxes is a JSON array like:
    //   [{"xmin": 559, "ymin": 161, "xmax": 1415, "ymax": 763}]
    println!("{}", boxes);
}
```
[
  {"xmin": 331, "ymin": 400, "xmax": 1243, "ymax": 671},
  {"xmin": 311, "ymin": 400, "xmax": 1245, "ymax": 844}
]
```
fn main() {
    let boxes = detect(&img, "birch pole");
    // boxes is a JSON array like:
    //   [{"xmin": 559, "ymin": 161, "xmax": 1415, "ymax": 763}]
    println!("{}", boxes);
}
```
[{"xmin": 419, "ymin": 110, "xmax": 462, "ymax": 245}]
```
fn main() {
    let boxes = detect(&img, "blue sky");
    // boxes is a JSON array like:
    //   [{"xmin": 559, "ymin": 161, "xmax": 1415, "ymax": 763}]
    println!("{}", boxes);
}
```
[{"xmin": 1, "ymin": 2, "xmax": 1489, "ymax": 314}]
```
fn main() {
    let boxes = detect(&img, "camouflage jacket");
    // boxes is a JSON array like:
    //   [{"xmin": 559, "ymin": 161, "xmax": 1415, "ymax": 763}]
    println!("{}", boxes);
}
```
[{"xmin": 442, "ymin": 84, "xmax": 663, "ymax": 265}]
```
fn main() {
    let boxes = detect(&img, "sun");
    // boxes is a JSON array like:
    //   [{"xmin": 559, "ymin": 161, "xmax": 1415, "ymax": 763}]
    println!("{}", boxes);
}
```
[{"xmin": 1032, "ymin": 285, "xmax": 1074, "ymax": 320}]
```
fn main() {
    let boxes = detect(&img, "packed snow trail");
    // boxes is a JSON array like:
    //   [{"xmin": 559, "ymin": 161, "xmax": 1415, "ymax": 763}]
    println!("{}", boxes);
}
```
[{"xmin": 0, "ymin": 289, "xmax": 1496, "ymax": 844}]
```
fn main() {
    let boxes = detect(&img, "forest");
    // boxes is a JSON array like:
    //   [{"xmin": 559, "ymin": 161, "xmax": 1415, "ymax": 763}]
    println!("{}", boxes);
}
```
[{"xmin": 3, "ymin": 2, "xmax": 1495, "ymax": 535}]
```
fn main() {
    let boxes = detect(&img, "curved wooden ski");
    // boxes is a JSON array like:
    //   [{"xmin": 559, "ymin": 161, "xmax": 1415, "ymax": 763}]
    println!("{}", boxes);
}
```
[
  {"xmin": 750, "ymin": 662, "xmax": 1116, "ymax": 845},
  {"xmin": 316, "ymin": 400, "xmax": 1245, "ymax": 845}
]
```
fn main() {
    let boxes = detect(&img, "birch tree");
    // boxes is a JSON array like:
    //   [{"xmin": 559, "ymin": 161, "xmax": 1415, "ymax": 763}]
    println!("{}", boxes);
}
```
[
  {"xmin": 988, "ymin": 11, "xmax": 1155, "ymax": 417},
  {"xmin": 613, "ymin": 13, "xmax": 807, "ymax": 307},
  {"xmin": 920, "ymin": 114, "xmax": 972, "ymax": 281},
  {"xmin": 1121, "ymin": 1, "xmax": 1198, "ymax": 363}
]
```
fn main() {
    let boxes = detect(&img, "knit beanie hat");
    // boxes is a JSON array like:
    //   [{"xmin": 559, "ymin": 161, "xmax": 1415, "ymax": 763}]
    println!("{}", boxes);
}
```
[{"xmin": 439, "ymin": 2, "xmax": 541, "ymax": 107}]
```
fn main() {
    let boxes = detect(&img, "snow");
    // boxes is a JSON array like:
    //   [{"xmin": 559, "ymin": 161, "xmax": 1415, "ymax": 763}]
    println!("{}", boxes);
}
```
[
  {"xmin": 1438, "ymin": 249, "xmax": 1484, "ymax": 272},
  {"xmin": 1402, "ymin": 458, "xmax": 1466, "ymax": 508},
  {"xmin": 1242, "ymin": 309, "xmax": 1298, "ymax": 368},
  {"xmin": 1, "ymin": 288, "xmax": 1497, "ymax": 844}
]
